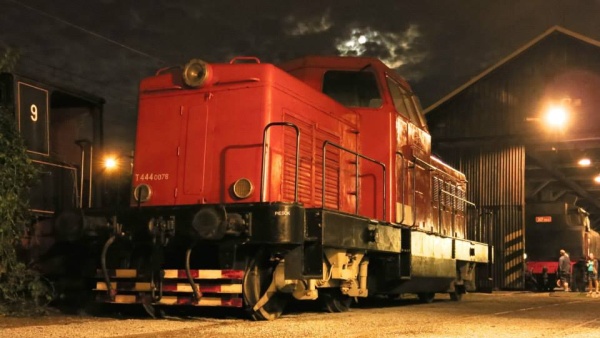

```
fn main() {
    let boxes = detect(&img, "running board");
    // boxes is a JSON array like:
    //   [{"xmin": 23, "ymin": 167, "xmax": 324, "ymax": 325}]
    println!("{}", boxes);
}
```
[{"xmin": 94, "ymin": 268, "xmax": 245, "ymax": 308}]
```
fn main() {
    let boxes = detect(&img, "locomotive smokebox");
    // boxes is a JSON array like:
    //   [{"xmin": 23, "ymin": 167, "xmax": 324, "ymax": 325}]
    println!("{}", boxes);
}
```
[
  {"xmin": 54, "ymin": 210, "xmax": 110, "ymax": 241},
  {"xmin": 191, "ymin": 206, "xmax": 227, "ymax": 240}
]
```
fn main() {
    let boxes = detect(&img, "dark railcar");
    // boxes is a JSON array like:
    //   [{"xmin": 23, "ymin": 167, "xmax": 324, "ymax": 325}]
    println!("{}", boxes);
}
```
[
  {"xmin": 0, "ymin": 73, "xmax": 105, "ymax": 303},
  {"xmin": 525, "ymin": 202, "xmax": 600, "ymax": 291}
]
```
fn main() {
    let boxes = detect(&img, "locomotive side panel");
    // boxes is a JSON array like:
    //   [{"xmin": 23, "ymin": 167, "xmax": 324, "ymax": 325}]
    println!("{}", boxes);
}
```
[
  {"xmin": 526, "ymin": 202, "xmax": 588, "ymax": 266},
  {"xmin": 431, "ymin": 157, "xmax": 469, "ymax": 239},
  {"xmin": 134, "ymin": 64, "xmax": 358, "ymax": 210}
]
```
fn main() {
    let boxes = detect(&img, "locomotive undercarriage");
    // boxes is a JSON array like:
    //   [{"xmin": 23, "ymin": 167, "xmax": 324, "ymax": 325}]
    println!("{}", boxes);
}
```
[{"xmin": 88, "ymin": 202, "xmax": 486, "ymax": 320}]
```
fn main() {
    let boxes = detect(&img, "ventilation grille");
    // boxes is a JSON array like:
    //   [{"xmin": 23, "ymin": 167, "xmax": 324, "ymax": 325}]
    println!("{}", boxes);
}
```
[{"xmin": 284, "ymin": 114, "xmax": 340, "ymax": 209}]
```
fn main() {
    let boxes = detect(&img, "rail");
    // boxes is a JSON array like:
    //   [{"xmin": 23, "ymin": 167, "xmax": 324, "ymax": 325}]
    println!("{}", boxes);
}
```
[
  {"xmin": 322, "ymin": 140, "xmax": 387, "ymax": 221},
  {"xmin": 260, "ymin": 122, "xmax": 300, "ymax": 202}
]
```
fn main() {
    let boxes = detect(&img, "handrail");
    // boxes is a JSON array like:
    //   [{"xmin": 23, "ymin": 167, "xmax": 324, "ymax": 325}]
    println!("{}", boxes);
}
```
[
  {"xmin": 406, "ymin": 159, "xmax": 419, "ymax": 227},
  {"xmin": 322, "ymin": 140, "xmax": 387, "ymax": 221},
  {"xmin": 440, "ymin": 189, "xmax": 476, "ymax": 208},
  {"xmin": 229, "ymin": 56, "xmax": 261, "ymax": 64},
  {"xmin": 260, "ymin": 122, "xmax": 300, "ymax": 202},
  {"xmin": 395, "ymin": 151, "xmax": 406, "ymax": 224},
  {"xmin": 75, "ymin": 139, "xmax": 93, "ymax": 208},
  {"xmin": 413, "ymin": 155, "xmax": 438, "ymax": 172},
  {"xmin": 408, "ymin": 154, "xmax": 466, "ymax": 228},
  {"xmin": 440, "ymin": 188, "xmax": 477, "ymax": 238},
  {"xmin": 88, "ymin": 144, "xmax": 94, "ymax": 207}
]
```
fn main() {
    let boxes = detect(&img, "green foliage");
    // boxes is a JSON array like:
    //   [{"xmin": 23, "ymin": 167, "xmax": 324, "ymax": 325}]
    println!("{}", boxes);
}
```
[{"xmin": 0, "ymin": 47, "xmax": 52, "ymax": 315}]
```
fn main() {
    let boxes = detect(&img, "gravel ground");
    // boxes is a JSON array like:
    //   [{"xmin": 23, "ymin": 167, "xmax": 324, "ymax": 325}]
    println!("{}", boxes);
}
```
[{"xmin": 1, "ymin": 292, "xmax": 599, "ymax": 338}]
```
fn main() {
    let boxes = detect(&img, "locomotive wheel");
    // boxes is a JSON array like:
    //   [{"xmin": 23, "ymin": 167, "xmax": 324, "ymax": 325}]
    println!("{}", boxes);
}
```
[
  {"xmin": 242, "ymin": 253, "xmax": 288, "ymax": 320},
  {"xmin": 449, "ymin": 291, "xmax": 463, "ymax": 301},
  {"xmin": 320, "ymin": 289, "xmax": 352, "ymax": 313},
  {"xmin": 417, "ymin": 292, "xmax": 435, "ymax": 303},
  {"xmin": 449, "ymin": 284, "xmax": 464, "ymax": 301},
  {"xmin": 142, "ymin": 302, "xmax": 165, "ymax": 319}
]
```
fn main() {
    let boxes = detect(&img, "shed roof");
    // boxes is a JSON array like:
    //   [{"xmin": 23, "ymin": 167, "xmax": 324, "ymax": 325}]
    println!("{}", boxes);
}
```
[{"xmin": 424, "ymin": 26, "xmax": 600, "ymax": 114}]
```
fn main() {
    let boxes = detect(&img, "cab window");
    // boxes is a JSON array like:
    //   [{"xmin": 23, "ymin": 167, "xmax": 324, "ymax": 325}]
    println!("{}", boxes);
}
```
[
  {"xmin": 322, "ymin": 71, "xmax": 381, "ymax": 108},
  {"xmin": 387, "ymin": 76, "xmax": 426, "ymax": 129}
]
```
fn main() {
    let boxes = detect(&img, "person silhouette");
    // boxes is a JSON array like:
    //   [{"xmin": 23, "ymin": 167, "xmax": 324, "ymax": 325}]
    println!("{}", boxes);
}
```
[
  {"xmin": 586, "ymin": 253, "xmax": 599, "ymax": 297},
  {"xmin": 558, "ymin": 249, "xmax": 571, "ymax": 292}
]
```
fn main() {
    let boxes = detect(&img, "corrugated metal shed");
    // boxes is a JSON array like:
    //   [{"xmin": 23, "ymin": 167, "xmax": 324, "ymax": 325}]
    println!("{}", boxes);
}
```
[{"xmin": 425, "ymin": 26, "xmax": 600, "ymax": 289}]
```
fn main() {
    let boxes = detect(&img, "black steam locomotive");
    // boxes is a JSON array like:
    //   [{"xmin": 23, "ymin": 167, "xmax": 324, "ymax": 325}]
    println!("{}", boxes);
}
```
[
  {"xmin": 0, "ymin": 72, "xmax": 105, "ymax": 303},
  {"xmin": 525, "ymin": 202, "xmax": 600, "ymax": 291}
]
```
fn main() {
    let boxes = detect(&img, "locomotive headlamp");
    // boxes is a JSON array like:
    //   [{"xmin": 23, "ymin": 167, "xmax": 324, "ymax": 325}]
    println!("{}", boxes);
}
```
[
  {"xmin": 232, "ymin": 178, "xmax": 254, "ymax": 199},
  {"xmin": 182, "ymin": 59, "xmax": 213, "ymax": 88},
  {"xmin": 192, "ymin": 206, "xmax": 226, "ymax": 240},
  {"xmin": 133, "ymin": 184, "xmax": 152, "ymax": 203}
]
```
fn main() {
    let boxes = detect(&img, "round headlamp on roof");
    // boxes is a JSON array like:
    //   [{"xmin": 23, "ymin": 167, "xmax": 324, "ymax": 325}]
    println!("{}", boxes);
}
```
[{"xmin": 182, "ymin": 59, "xmax": 213, "ymax": 88}]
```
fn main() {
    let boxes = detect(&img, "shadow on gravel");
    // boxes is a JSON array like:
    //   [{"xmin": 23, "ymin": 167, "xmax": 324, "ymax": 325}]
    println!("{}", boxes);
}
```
[{"xmin": 76, "ymin": 294, "xmax": 455, "ymax": 321}]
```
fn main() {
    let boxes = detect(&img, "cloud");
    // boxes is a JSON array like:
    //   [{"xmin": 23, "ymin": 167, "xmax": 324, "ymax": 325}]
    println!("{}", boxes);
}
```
[
  {"xmin": 335, "ymin": 25, "xmax": 428, "ymax": 79},
  {"xmin": 284, "ymin": 9, "xmax": 333, "ymax": 36}
]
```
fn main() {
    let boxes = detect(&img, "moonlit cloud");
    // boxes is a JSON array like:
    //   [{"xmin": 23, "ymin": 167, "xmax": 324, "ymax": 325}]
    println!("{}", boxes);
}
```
[
  {"xmin": 284, "ymin": 10, "xmax": 333, "ymax": 36},
  {"xmin": 335, "ymin": 24, "xmax": 427, "ymax": 75}
]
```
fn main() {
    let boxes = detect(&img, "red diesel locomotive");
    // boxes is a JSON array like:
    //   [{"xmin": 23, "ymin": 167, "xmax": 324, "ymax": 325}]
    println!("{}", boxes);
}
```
[{"xmin": 88, "ymin": 56, "xmax": 490, "ymax": 320}]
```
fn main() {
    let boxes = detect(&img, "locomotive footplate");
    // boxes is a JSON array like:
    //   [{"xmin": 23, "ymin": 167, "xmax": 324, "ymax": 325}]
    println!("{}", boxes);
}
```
[
  {"xmin": 301, "ymin": 208, "xmax": 403, "ymax": 279},
  {"xmin": 92, "ymin": 202, "xmax": 306, "ymax": 309},
  {"xmin": 102, "ymin": 201, "xmax": 306, "ymax": 245},
  {"xmin": 306, "ymin": 208, "xmax": 402, "ymax": 253}
]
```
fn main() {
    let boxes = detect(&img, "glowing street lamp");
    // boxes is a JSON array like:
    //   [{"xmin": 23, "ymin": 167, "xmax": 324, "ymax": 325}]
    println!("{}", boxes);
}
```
[
  {"xmin": 578, "ymin": 157, "xmax": 591, "ymax": 167},
  {"xmin": 102, "ymin": 153, "xmax": 133, "ymax": 209},
  {"xmin": 544, "ymin": 105, "xmax": 567, "ymax": 128},
  {"xmin": 103, "ymin": 155, "xmax": 120, "ymax": 172}
]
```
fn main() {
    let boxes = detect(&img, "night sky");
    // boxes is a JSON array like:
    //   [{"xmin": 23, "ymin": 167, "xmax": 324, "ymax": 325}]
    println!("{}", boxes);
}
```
[{"xmin": 2, "ymin": 0, "xmax": 600, "ymax": 153}]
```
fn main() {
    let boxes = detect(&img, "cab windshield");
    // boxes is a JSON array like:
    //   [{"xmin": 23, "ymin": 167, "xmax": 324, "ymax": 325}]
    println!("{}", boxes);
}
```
[
  {"xmin": 322, "ymin": 70, "xmax": 382, "ymax": 108},
  {"xmin": 386, "ymin": 76, "xmax": 427, "ymax": 130}
]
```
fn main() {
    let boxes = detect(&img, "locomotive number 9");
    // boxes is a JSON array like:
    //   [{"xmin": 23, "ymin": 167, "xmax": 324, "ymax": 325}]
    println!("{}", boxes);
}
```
[{"xmin": 30, "ymin": 104, "xmax": 38, "ymax": 122}]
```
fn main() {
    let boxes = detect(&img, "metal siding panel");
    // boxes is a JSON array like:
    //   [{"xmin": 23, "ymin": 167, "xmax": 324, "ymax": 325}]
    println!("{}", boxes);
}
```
[{"xmin": 452, "ymin": 146, "xmax": 525, "ymax": 289}]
